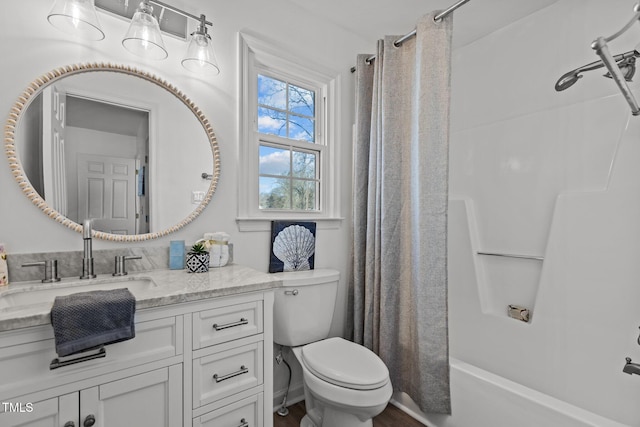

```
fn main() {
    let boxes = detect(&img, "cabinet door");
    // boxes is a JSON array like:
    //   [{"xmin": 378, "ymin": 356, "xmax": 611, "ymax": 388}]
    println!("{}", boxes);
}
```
[
  {"xmin": 0, "ymin": 393, "xmax": 78, "ymax": 427},
  {"xmin": 81, "ymin": 365, "xmax": 182, "ymax": 427}
]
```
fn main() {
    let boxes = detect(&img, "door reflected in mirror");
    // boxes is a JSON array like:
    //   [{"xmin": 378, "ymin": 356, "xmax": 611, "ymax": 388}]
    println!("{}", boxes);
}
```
[
  {"xmin": 25, "ymin": 91, "xmax": 150, "ymax": 234},
  {"xmin": 7, "ymin": 64, "xmax": 220, "ymax": 241}
]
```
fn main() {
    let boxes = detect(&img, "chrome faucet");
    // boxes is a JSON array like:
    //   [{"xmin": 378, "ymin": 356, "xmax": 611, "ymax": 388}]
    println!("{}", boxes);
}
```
[
  {"xmin": 623, "ymin": 357, "xmax": 640, "ymax": 376},
  {"xmin": 80, "ymin": 219, "xmax": 96, "ymax": 279}
]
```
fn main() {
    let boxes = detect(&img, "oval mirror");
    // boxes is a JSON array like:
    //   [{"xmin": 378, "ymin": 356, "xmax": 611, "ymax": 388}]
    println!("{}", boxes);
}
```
[{"xmin": 4, "ymin": 63, "xmax": 220, "ymax": 241}]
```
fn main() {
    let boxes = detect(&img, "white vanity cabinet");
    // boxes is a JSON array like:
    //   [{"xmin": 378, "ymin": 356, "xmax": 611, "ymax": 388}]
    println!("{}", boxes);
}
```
[
  {"xmin": 2, "ymin": 366, "xmax": 182, "ymax": 427},
  {"xmin": 188, "ymin": 292, "xmax": 273, "ymax": 427},
  {"xmin": 0, "ymin": 289, "xmax": 274, "ymax": 427}
]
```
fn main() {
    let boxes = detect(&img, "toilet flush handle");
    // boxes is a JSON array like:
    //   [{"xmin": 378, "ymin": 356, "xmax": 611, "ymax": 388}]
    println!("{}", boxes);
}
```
[{"xmin": 284, "ymin": 289, "xmax": 299, "ymax": 296}]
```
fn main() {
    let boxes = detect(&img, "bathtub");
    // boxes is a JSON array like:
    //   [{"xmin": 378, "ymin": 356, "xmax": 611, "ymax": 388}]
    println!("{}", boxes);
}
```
[{"xmin": 391, "ymin": 358, "xmax": 630, "ymax": 427}]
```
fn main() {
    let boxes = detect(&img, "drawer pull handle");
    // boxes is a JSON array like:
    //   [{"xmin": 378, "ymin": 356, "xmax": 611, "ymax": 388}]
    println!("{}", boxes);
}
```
[
  {"xmin": 50, "ymin": 347, "xmax": 106, "ymax": 370},
  {"xmin": 64, "ymin": 422, "xmax": 75, "ymax": 427},
  {"xmin": 213, "ymin": 318, "xmax": 248, "ymax": 331},
  {"xmin": 238, "ymin": 418, "xmax": 249, "ymax": 427},
  {"xmin": 284, "ymin": 289, "xmax": 299, "ymax": 296},
  {"xmin": 213, "ymin": 365, "xmax": 249, "ymax": 382}
]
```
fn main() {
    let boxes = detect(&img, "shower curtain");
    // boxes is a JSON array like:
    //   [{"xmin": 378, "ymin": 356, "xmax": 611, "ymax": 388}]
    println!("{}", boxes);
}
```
[{"xmin": 350, "ymin": 11, "xmax": 452, "ymax": 414}]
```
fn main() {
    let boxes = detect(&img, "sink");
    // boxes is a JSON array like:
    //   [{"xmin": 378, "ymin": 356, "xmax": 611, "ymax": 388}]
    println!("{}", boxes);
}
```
[{"xmin": 0, "ymin": 277, "xmax": 157, "ymax": 312}]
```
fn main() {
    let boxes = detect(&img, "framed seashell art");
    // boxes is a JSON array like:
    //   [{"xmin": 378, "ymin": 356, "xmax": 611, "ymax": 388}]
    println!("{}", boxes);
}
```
[{"xmin": 269, "ymin": 221, "xmax": 316, "ymax": 273}]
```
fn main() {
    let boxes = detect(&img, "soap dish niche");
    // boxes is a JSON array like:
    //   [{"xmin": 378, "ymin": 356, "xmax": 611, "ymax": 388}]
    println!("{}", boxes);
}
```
[{"xmin": 476, "ymin": 252, "xmax": 542, "ymax": 322}]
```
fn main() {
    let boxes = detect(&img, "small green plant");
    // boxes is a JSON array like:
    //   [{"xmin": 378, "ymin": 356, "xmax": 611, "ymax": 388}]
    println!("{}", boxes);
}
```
[{"xmin": 190, "ymin": 242, "xmax": 208, "ymax": 254}]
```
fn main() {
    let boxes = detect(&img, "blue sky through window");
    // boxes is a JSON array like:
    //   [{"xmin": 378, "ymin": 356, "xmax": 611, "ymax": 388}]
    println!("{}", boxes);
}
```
[{"xmin": 259, "ymin": 145, "xmax": 290, "ymax": 176}]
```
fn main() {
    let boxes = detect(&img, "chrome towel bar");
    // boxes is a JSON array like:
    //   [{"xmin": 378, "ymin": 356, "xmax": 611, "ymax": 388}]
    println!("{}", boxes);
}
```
[
  {"xmin": 477, "ymin": 251, "xmax": 544, "ymax": 261},
  {"xmin": 50, "ymin": 346, "xmax": 106, "ymax": 370}
]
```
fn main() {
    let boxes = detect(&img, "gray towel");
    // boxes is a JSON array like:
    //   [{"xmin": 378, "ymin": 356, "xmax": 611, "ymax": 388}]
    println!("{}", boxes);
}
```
[{"xmin": 50, "ymin": 288, "xmax": 136, "ymax": 357}]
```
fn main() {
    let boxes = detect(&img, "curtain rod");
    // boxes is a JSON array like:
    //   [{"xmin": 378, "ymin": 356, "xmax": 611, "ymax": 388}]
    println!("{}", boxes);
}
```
[{"xmin": 350, "ymin": 0, "xmax": 470, "ymax": 73}]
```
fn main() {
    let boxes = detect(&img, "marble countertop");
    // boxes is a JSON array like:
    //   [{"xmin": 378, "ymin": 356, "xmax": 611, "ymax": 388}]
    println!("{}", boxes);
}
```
[{"xmin": 0, "ymin": 264, "xmax": 282, "ymax": 332}]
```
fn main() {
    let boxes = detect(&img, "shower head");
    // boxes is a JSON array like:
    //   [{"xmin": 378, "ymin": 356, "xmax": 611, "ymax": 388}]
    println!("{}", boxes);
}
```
[
  {"xmin": 555, "ymin": 71, "xmax": 582, "ymax": 91},
  {"xmin": 554, "ymin": 49, "xmax": 640, "ymax": 92}
]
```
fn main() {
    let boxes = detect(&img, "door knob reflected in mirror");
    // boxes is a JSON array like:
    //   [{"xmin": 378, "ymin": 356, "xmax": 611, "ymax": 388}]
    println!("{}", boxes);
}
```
[{"xmin": 83, "ymin": 414, "xmax": 96, "ymax": 427}]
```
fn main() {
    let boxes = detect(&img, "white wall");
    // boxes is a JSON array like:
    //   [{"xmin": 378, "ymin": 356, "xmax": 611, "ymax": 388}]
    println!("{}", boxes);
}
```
[
  {"xmin": 0, "ymin": 0, "xmax": 371, "ymax": 406},
  {"xmin": 430, "ymin": 0, "xmax": 640, "ymax": 425}
]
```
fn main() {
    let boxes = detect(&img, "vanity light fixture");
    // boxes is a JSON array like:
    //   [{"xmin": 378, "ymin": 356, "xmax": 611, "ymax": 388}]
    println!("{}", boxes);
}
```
[
  {"xmin": 46, "ymin": 0, "xmax": 221, "ymax": 75},
  {"xmin": 122, "ymin": 0, "xmax": 168, "ymax": 60},
  {"xmin": 123, "ymin": 0, "xmax": 219, "ymax": 73},
  {"xmin": 182, "ymin": 15, "xmax": 220, "ymax": 76},
  {"xmin": 47, "ymin": 0, "xmax": 105, "ymax": 41}
]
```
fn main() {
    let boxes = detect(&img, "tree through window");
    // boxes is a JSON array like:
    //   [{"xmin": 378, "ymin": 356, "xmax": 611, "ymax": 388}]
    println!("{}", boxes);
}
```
[{"xmin": 257, "ymin": 75, "xmax": 315, "ymax": 142}]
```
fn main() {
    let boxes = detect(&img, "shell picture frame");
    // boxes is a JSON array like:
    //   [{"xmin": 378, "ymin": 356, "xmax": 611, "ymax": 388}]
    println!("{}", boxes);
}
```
[{"xmin": 269, "ymin": 221, "xmax": 316, "ymax": 273}]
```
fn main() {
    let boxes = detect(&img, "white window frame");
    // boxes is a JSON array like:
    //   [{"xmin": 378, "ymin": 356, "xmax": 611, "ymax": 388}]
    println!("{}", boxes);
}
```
[{"xmin": 237, "ymin": 32, "xmax": 341, "ymax": 231}]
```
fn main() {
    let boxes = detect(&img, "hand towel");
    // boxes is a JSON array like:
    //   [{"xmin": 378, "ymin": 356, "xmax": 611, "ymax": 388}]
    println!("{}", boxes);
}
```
[{"xmin": 50, "ymin": 288, "xmax": 136, "ymax": 357}]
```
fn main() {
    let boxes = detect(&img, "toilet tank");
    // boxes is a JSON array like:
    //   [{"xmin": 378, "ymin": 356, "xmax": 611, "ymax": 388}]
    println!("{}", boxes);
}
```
[{"xmin": 271, "ymin": 269, "xmax": 340, "ymax": 347}]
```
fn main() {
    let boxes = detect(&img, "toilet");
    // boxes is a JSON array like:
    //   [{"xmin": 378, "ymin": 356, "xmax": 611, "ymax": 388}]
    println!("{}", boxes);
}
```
[{"xmin": 272, "ymin": 269, "xmax": 392, "ymax": 427}]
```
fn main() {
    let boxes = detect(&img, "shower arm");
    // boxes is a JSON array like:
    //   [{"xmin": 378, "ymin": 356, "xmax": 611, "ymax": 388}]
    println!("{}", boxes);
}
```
[
  {"xmin": 592, "ymin": 39, "xmax": 640, "ymax": 115},
  {"xmin": 578, "ymin": 51, "xmax": 637, "ymax": 74},
  {"xmin": 591, "ymin": 2, "xmax": 640, "ymax": 115}
]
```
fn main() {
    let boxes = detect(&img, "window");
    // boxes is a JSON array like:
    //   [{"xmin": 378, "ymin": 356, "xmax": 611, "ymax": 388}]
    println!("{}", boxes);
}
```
[
  {"xmin": 257, "ymin": 74, "xmax": 320, "ymax": 211},
  {"xmin": 238, "ymin": 33, "xmax": 341, "ymax": 229}
]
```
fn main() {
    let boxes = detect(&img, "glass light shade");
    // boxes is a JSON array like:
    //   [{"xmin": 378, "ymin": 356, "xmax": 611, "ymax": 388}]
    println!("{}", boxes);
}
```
[
  {"xmin": 182, "ymin": 32, "xmax": 220, "ymax": 75},
  {"xmin": 122, "ymin": 3, "xmax": 168, "ymax": 60},
  {"xmin": 47, "ymin": 0, "xmax": 105, "ymax": 41}
]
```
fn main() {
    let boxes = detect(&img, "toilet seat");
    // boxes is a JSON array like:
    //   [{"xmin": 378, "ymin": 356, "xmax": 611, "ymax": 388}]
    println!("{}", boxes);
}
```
[{"xmin": 301, "ymin": 337, "xmax": 389, "ymax": 390}]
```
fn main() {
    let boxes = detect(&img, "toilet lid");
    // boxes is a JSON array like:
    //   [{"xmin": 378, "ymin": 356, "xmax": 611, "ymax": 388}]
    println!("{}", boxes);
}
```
[{"xmin": 301, "ymin": 337, "xmax": 389, "ymax": 390}]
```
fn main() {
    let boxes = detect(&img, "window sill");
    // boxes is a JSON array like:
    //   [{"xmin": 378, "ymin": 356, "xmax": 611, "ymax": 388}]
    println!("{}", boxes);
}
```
[{"xmin": 236, "ymin": 217, "xmax": 343, "ymax": 232}]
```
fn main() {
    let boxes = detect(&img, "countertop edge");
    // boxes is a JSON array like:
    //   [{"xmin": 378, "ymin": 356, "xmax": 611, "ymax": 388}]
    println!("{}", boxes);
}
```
[{"xmin": 0, "ymin": 265, "xmax": 283, "ymax": 332}]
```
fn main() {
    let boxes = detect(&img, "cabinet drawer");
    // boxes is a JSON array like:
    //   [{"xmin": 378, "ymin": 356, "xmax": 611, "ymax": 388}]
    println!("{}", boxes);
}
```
[
  {"xmin": 193, "ymin": 339, "xmax": 263, "ymax": 408},
  {"xmin": 193, "ymin": 300, "xmax": 263, "ymax": 349},
  {"xmin": 0, "ymin": 316, "xmax": 180, "ymax": 400},
  {"xmin": 193, "ymin": 393, "xmax": 263, "ymax": 427}
]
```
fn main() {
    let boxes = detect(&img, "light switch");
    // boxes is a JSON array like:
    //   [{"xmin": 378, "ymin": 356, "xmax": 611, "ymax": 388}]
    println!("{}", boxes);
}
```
[{"xmin": 191, "ymin": 191, "xmax": 205, "ymax": 204}]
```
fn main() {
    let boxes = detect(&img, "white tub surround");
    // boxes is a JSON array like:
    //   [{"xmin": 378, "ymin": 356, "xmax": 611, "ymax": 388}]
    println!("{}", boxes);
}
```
[
  {"xmin": 441, "ymin": 1, "xmax": 640, "ymax": 426},
  {"xmin": 0, "ymin": 265, "xmax": 278, "ymax": 427}
]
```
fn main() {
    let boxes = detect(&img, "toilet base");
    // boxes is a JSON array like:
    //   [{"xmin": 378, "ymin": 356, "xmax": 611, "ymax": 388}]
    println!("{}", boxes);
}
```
[
  {"xmin": 300, "ymin": 414, "xmax": 315, "ymax": 427},
  {"xmin": 302, "ymin": 393, "xmax": 378, "ymax": 427}
]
